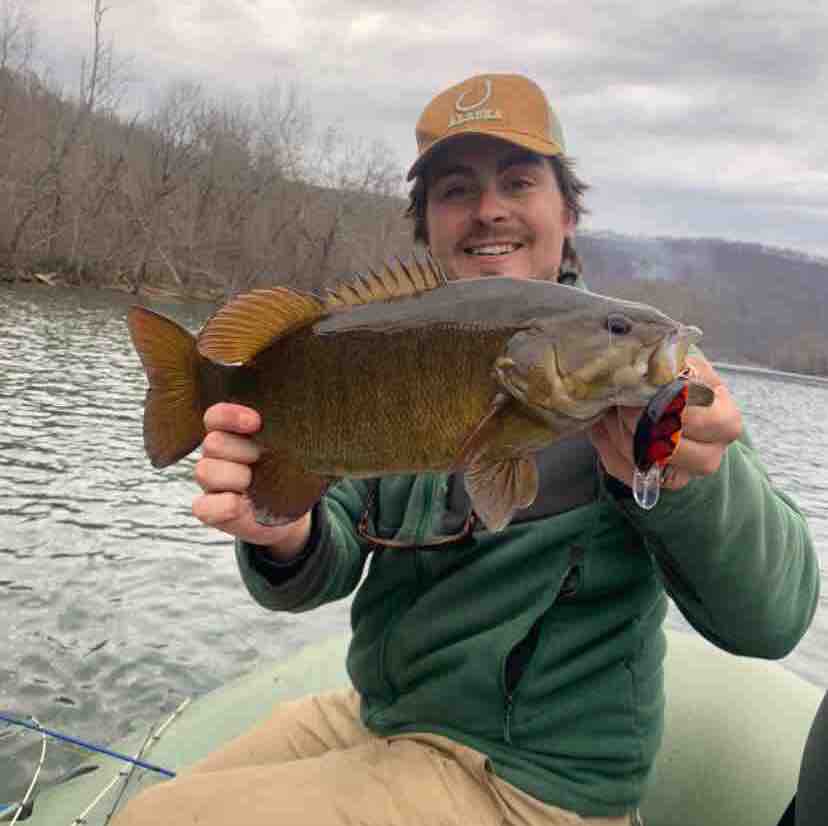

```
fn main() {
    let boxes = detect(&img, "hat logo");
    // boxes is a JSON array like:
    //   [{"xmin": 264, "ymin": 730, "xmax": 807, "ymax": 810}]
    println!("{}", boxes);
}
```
[
  {"xmin": 455, "ymin": 79, "xmax": 492, "ymax": 112},
  {"xmin": 448, "ymin": 78, "xmax": 502, "ymax": 129}
]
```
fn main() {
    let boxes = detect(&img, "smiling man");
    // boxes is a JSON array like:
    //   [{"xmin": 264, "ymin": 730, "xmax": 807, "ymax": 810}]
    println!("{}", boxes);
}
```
[
  {"xmin": 407, "ymin": 74, "xmax": 580, "ymax": 283},
  {"xmin": 115, "ymin": 74, "xmax": 818, "ymax": 826},
  {"xmin": 420, "ymin": 135, "xmax": 575, "ymax": 279}
]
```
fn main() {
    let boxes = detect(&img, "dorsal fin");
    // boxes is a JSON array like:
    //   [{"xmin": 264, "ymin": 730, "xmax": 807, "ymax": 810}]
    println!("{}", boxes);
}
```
[
  {"xmin": 324, "ymin": 252, "xmax": 447, "ymax": 312},
  {"xmin": 197, "ymin": 287, "xmax": 325, "ymax": 365}
]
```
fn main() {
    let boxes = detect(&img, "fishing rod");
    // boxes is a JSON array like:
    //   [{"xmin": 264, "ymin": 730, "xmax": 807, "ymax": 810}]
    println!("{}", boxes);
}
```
[{"xmin": 0, "ymin": 712, "xmax": 176, "ymax": 779}]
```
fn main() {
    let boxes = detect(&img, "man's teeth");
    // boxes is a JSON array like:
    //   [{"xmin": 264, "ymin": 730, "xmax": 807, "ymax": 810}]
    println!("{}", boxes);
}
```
[{"xmin": 466, "ymin": 243, "xmax": 520, "ymax": 256}]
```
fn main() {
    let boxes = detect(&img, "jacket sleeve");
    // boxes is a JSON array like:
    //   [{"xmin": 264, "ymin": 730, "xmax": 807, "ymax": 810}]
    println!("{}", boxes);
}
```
[
  {"xmin": 235, "ymin": 478, "xmax": 374, "ymax": 614},
  {"xmin": 617, "ymin": 428, "xmax": 820, "ymax": 659}
]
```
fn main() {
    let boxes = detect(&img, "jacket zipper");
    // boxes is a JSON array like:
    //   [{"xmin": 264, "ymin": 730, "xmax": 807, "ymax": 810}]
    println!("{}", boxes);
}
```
[
  {"xmin": 377, "ymin": 477, "xmax": 437, "ymax": 701},
  {"xmin": 502, "ymin": 552, "xmax": 584, "ymax": 745},
  {"xmin": 504, "ymin": 693, "xmax": 516, "ymax": 744}
]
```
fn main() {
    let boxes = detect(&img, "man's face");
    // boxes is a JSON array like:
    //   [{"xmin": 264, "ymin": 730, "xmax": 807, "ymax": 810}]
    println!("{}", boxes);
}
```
[{"xmin": 424, "ymin": 134, "xmax": 575, "ymax": 281}]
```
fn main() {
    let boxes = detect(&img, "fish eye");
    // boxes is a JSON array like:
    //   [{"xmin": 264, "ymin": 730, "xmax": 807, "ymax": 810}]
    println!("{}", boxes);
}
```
[{"xmin": 606, "ymin": 314, "xmax": 633, "ymax": 336}]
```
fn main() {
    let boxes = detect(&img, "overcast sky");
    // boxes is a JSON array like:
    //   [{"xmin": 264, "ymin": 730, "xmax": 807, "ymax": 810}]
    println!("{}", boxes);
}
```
[{"xmin": 26, "ymin": 0, "xmax": 828, "ymax": 258}]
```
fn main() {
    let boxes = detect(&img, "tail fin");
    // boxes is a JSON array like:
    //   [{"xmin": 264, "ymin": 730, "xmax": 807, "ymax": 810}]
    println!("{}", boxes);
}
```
[{"xmin": 127, "ymin": 306, "xmax": 207, "ymax": 468}]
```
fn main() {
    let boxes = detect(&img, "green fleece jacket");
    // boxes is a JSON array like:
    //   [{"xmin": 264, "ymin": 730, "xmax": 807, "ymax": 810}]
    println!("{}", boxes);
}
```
[{"xmin": 236, "ymin": 428, "xmax": 818, "ymax": 817}]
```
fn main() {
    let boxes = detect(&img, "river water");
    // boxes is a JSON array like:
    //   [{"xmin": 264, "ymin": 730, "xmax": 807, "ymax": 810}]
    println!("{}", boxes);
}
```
[{"xmin": 1, "ymin": 284, "xmax": 827, "ymax": 802}]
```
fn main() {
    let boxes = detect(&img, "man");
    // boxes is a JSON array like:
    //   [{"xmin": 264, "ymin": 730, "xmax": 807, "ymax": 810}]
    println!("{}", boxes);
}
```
[{"xmin": 116, "ymin": 74, "xmax": 818, "ymax": 826}]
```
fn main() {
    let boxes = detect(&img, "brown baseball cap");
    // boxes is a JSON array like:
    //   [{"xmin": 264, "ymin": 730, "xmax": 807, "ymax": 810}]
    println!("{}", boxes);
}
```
[{"xmin": 406, "ymin": 73, "xmax": 566, "ymax": 181}]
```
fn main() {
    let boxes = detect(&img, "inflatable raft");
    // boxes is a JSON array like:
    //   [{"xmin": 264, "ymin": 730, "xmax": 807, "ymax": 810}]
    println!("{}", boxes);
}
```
[{"xmin": 3, "ymin": 629, "xmax": 823, "ymax": 825}]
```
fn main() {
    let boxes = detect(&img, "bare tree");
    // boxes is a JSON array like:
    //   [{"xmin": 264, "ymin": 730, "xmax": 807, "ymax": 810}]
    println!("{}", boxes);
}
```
[
  {"xmin": 5, "ymin": 0, "xmax": 129, "ymax": 268},
  {"xmin": 253, "ymin": 81, "xmax": 311, "ymax": 183},
  {"xmin": 0, "ymin": 0, "xmax": 37, "ymax": 264},
  {"xmin": 122, "ymin": 81, "xmax": 209, "ymax": 290},
  {"xmin": 0, "ymin": 0, "xmax": 35, "ymax": 75},
  {"xmin": 296, "ymin": 124, "xmax": 403, "ymax": 284}
]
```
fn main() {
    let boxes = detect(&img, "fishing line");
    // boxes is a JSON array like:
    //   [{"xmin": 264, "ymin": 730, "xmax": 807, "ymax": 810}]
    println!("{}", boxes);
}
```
[
  {"xmin": 104, "ymin": 726, "xmax": 156, "ymax": 824},
  {"xmin": 102, "ymin": 697, "xmax": 190, "ymax": 824},
  {"xmin": 2, "ymin": 715, "xmax": 46, "ymax": 826},
  {"xmin": 0, "ymin": 713, "xmax": 176, "ymax": 778}
]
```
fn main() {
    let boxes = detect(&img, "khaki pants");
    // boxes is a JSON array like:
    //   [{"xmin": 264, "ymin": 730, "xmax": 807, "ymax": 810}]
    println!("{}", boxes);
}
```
[{"xmin": 113, "ymin": 688, "xmax": 634, "ymax": 826}]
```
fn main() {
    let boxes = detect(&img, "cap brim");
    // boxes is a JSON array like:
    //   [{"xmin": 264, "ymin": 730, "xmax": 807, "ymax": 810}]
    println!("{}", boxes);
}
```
[{"xmin": 406, "ymin": 129, "xmax": 563, "ymax": 181}]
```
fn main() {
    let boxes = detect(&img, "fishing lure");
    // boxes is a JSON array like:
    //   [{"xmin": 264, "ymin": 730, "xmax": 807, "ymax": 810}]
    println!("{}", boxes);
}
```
[{"xmin": 631, "ymin": 377, "xmax": 689, "ymax": 509}]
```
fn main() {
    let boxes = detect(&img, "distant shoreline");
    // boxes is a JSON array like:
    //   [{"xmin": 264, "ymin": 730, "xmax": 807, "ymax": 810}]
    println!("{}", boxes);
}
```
[
  {"xmin": 714, "ymin": 362, "xmax": 828, "ymax": 387},
  {"xmin": 4, "ymin": 276, "xmax": 827, "ymax": 382}
]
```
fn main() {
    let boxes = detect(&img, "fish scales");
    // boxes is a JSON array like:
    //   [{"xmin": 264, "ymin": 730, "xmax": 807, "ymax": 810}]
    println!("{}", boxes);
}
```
[{"xmin": 227, "ymin": 323, "xmax": 514, "ymax": 475}]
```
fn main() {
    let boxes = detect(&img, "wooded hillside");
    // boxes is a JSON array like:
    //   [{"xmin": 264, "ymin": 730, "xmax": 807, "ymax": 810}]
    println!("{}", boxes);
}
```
[
  {"xmin": 0, "ymin": 1, "xmax": 411, "ymax": 297},
  {"xmin": 579, "ymin": 234, "xmax": 828, "ymax": 376}
]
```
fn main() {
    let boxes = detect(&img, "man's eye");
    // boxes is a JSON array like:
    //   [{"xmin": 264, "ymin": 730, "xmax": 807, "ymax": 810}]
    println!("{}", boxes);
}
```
[
  {"xmin": 508, "ymin": 177, "xmax": 533, "ymax": 191},
  {"xmin": 437, "ymin": 182, "xmax": 467, "ymax": 200}
]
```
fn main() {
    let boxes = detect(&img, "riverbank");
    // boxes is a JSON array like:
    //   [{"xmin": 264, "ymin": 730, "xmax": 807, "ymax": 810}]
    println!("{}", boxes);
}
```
[
  {"xmin": 1, "ymin": 267, "xmax": 225, "ymax": 303},
  {"xmin": 715, "ymin": 362, "xmax": 828, "ymax": 387}
]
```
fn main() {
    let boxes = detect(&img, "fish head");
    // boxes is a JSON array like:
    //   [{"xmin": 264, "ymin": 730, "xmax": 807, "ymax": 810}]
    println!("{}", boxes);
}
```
[{"xmin": 494, "ymin": 294, "xmax": 702, "ymax": 423}]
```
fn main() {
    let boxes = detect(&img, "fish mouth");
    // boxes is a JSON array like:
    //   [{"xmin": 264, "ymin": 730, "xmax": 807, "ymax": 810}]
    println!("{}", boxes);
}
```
[{"xmin": 648, "ymin": 325, "xmax": 702, "ymax": 386}]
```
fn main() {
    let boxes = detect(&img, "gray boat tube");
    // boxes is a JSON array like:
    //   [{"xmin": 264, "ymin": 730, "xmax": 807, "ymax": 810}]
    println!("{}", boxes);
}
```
[
  {"xmin": 795, "ymin": 691, "xmax": 828, "ymax": 826},
  {"xmin": 5, "ymin": 630, "xmax": 824, "ymax": 826}
]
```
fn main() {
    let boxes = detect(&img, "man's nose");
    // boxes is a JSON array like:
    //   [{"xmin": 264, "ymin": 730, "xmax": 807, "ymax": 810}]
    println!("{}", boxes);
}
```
[{"xmin": 473, "ymin": 182, "xmax": 509, "ymax": 223}]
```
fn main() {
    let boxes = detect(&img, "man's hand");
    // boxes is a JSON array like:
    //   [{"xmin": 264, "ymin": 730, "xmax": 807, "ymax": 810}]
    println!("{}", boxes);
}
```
[
  {"xmin": 589, "ymin": 355, "xmax": 743, "ymax": 492},
  {"xmin": 192, "ymin": 403, "xmax": 311, "ymax": 559}
]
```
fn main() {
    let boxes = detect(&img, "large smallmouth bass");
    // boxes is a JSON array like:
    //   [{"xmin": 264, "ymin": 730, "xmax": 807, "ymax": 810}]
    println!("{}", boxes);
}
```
[{"xmin": 127, "ymin": 255, "xmax": 713, "ymax": 532}]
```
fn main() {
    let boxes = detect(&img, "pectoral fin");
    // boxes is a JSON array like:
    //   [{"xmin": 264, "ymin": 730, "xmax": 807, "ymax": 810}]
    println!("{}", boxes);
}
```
[
  {"xmin": 455, "ymin": 393, "xmax": 561, "ymax": 470},
  {"xmin": 453, "ymin": 393, "xmax": 511, "ymax": 469},
  {"xmin": 464, "ymin": 455, "xmax": 539, "ymax": 533},
  {"xmin": 453, "ymin": 392, "xmax": 558, "ymax": 531},
  {"xmin": 249, "ymin": 450, "xmax": 330, "ymax": 525}
]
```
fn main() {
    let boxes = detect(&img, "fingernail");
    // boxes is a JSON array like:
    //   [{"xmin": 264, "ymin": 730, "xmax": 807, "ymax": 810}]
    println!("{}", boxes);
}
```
[{"xmin": 241, "ymin": 412, "xmax": 258, "ymax": 430}]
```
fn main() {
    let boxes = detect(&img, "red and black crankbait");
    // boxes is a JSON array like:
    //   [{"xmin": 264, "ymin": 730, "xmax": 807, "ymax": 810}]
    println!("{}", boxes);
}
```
[
  {"xmin": 629, "ymin": 377, "xmax": 690, "ymax": 509},
  {"xmin": 633, "ymin": 377, "xmax": 689, "ymax": 473}
]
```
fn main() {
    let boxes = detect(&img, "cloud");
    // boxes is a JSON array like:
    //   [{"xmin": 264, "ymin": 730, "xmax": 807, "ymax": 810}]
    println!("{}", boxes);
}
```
[{"xmin": 26, "ymin": 0, "xmax": 828, "ymax": 256}]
